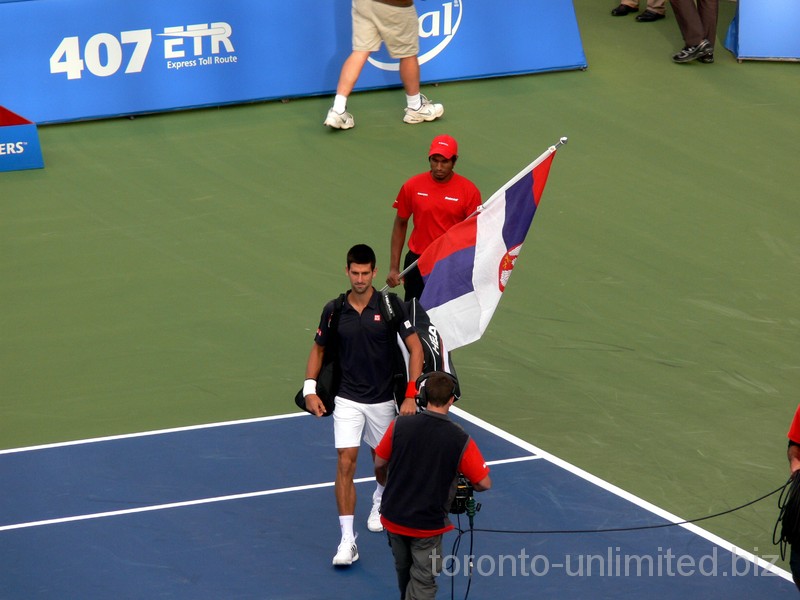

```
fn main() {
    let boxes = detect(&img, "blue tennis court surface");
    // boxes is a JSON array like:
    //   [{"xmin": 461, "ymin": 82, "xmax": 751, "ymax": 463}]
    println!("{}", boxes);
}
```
[{"xmin": 1, "ymin": 409, "xmax": 795, "ymax": 598}]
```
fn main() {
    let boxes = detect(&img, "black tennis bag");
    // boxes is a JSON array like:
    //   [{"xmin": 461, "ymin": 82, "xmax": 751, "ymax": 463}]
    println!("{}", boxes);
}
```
[
  {"xmin": 382, "ymin": 294, "xmax": 460, "ymax": 405},
  {"xmin": 294, "ymin": 294, "xmax": 345, "ymax": 417}
]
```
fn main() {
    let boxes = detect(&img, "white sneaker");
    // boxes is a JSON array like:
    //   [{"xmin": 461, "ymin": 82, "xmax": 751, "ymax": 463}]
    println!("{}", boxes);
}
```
[
  {"xmin": 367, "ymin": 499, "xmax": 383, "ymax": 532},
  {"xmin": 332, "ymin": 538, "xmax": 359, "ymax": 566},
  {"xmin": 403, "ymin": 95, "xmax": 444, "ymax": 124},
  {"xmin": 323, "ymin": 108, "xmax": 354, "ymax": 130}
]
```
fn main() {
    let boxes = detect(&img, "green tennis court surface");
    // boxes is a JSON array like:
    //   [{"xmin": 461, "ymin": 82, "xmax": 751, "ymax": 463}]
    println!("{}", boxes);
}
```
[{"xmin": 2, "ymin": 0, "xmax": 798, "ymax": 582}]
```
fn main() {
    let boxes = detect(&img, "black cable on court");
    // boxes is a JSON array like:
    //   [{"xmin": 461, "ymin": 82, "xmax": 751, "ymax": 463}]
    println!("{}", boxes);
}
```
[
  {"xmin": 449, "ymin": 511, "xmax": 476, "ymax": 600},
  {"xmin": 445, "ymin": 478, "xmax": 796, "ymax": 600},
  {"xmin": 774, "ymin": 472, "xmax": 800, "ymax": 561}
]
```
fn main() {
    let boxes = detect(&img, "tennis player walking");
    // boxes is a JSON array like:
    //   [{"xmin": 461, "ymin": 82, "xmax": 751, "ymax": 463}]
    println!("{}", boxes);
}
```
[{"xmin": 303, "ymin": 244, "xmax": 423, "ymax": 566}]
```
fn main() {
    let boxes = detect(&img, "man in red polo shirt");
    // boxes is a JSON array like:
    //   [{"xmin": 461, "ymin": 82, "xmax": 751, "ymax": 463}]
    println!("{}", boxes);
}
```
[
  {"xmin": 374, "ymin": 372, "xmax": 491, "ymax": 599},
  {"xmin": 386, "ymin": 135, "xmax": 482, "ymax": 301}
]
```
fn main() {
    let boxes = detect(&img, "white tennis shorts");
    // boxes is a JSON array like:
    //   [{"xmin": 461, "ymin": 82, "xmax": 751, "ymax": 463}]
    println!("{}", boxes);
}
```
[{"xmin": 333, "ymin": 396, "xmax": 397, "ymax": 449}]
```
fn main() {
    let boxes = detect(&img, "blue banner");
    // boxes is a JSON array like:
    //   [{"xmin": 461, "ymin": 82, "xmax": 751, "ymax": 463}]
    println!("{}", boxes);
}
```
[
  {"xmin": 725, "ymin": 0, "xmax": 800, "ymax": 61},
  {"xmin": 0, "ymin": 0, "xmax": 586, "ymax": 124},
  {"xmin": 0, "ymin": 107, "xmax": 44, "ymax": 172}
]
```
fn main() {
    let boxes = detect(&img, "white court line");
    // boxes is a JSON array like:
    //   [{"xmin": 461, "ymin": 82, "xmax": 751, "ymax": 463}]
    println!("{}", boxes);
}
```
[
  {"xmin": 0, "ymin": 476, "xmax": 365, "ymax": 533},
  {"xmin": 489, "ymin": 455, "xmax": 542, "ymax": 465},
  {"xmin": 1, "ymin": 410, "xmax": 791, "ymax": 582},
  {"xmin": 450, "ymin": 405, "xmax": 793, "ymax": 582},
  {"xmin": 0, "ymin": 456, "xmax": 537, "ymax": 533},
  {"xmin": 0, "ymin": 413, "xmax": 307, "ymax": 455}
]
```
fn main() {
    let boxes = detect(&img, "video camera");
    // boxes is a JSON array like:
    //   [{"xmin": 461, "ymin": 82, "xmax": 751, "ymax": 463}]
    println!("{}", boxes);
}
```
[{"xmin": 450, "ymin": 473, "xmax": 481, "ymax": 518}]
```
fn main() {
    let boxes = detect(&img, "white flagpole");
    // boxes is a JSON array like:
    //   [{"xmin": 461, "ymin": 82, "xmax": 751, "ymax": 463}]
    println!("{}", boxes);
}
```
[{"xmin": 381, "ymin": 136, "xmax": 567, "ymax": 291}]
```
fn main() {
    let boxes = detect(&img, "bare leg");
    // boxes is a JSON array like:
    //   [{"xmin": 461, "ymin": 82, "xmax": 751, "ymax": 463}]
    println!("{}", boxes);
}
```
[
  {"xmin": 336, "ymin": 51, "xmax": 372, "ymax": 97},
  {"xmin": 398, "ymin": 55, "xmax": 420, "ymax": 96},
  {"xmin": 336, "ymin": 447, "xmax": 359, "ymax": 515}
]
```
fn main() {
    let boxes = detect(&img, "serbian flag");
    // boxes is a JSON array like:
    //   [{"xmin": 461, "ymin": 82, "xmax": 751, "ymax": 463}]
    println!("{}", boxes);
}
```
[{"xmin": 418, "ymin": 141, "xmax": 562, "ymax": 350}]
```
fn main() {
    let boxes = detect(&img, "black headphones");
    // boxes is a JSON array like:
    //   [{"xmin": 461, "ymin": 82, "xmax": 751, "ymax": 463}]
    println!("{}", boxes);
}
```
[{"xmin": 415, "ymin": 371, "xmax": 459, "ymax": 409}]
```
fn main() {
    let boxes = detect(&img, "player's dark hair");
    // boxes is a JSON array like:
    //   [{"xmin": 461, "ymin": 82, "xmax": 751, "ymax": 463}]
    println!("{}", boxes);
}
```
[{"xmin": 347, "ymin": 244, "xmax": 376, "ymax": 269}]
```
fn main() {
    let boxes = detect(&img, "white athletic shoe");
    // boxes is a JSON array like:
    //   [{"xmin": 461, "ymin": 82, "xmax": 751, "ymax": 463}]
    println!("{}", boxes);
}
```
[
  {"xmin": 403, "ymin": 95, "xmax": 444, "ymax": 124},
  {"xmin": 323, "ymin": 108, "xmax": 355, "ymax": 130},
  {"xmin": 332, "ymin": 538, "xmax": 359, "ymax": 566},
  {"xmin": 367, "ymin": 499, "xmax": 383, "ymax": 532}
]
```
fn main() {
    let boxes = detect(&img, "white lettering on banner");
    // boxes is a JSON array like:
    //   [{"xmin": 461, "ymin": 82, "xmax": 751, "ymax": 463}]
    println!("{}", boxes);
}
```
[
  {"xmin": 49, "ymin": 22, "xmax": 235, "ymax": 80},
  {"xmin": 0, "ymin": 142, "xmax": 27, "ymax": 156},
  {"xmin": 167, "ymin": 60, "xmax": 198, "ymax": 70},
  {"xmin": 419, "ymin": 0, "xmax": 455, "ymax": 38},
  {"xmin": 50, "ymin": 37, "xmax": 85, "ymax": 80},
  {"xmin": 84, "ymin": 33, "xmax": 123, "ymax": 77},
  {"xmin": 160, "ymin": 23, "xmax": 234, "ymax": 59},
  {"xmin": 369, "ymin": 1, "xmax": 462, "ymax": 71},
  {"xmin": 50, "ymin": 30, "xmax": 152, "ymax": 80}
]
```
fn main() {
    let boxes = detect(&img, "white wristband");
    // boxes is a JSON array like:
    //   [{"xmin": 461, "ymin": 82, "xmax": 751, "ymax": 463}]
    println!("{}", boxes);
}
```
[{"xmin": 303, "ymin": 378, "xmax": 317, "ymax": 397}]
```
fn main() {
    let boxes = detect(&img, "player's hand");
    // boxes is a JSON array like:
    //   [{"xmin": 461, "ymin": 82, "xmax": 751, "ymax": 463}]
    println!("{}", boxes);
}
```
[
  {"xmin": 399, "ymin": 396, "xmax": 416, "ymax": 416},
  {"xmin": 386, "ymin": 268, "xmax": 403, "ymax": 288},
  {"xmin": 305, "ymin": 394, "xmax": 327, "ymax": 417}
]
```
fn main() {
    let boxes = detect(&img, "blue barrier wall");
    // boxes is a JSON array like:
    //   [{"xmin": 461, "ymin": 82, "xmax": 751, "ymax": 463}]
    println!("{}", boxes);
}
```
[
  {"xmin": 725, "ymin": 0, "xmax": 800, "ymax": 61},
  {"xmin": 0, "ymin": 0, "xmax": 586, "ymax": 124}
]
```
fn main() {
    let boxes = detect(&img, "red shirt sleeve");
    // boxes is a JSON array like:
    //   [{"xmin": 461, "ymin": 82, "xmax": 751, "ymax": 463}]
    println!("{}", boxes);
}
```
[
  {"xmin": 788, "ymin": 405, "xmax": 800, "ymax": 444},
  {"xmin": 465, "ymin": 181, "xmax": 482, "ymax": 216},
  {"xmin": 375, "ymin": 419, "xmax": 396, "ymax": 461},
  {"xmin": 458, "ymin": 438, "xmax": 489, "ymax": 484},
  {"xmin": 392, "ymin": 183, "xmax": 412, "ymax": 219}
]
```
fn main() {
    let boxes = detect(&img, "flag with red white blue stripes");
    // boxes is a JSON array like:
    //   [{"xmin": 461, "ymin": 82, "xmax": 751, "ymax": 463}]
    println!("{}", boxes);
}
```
[{"xmin": 418, "ymin": 143, "xmax": 560, "ymax": 350}]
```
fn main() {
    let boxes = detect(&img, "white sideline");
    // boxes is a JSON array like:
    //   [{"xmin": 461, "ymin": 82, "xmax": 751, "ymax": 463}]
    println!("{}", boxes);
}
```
[
  {"xmin": 0, "ymin": 456, "xmax": 535, "ymax": 533},
  {"xmin": 450, "ymin": 406, "xmax": 793, "ymax": 582},
  {"xmin": 0, "ymin": 412, "xmax": 308, "ymax": 455}
]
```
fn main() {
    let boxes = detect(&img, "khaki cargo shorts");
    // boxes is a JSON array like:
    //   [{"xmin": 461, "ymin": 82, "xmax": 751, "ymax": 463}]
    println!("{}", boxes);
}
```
[{"xmin": 352, "ymin": 0, "xmax": 419, "ymax": 59}]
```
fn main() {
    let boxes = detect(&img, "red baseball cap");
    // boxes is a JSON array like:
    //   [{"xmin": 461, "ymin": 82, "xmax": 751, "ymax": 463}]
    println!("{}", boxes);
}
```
[{"xmin": 428, "ymin": 134, "xmax": 458, "ymax": 159}]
